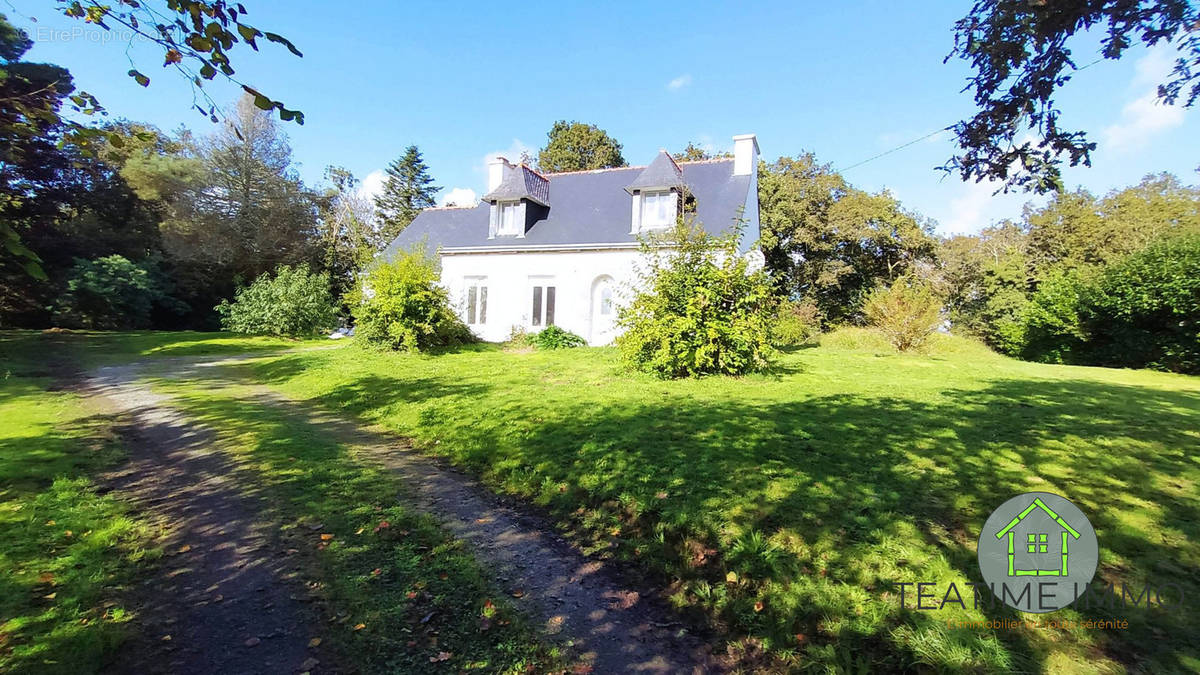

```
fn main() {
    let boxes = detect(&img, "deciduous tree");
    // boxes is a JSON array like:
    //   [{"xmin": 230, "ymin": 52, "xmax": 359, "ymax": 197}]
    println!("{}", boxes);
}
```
[
  {"xmin": 536, "ymin": 121, "xmax": 626, "ymax": 173},
  {"xmin": 946, "ymin": 0, "xmax": 1200, "ymax": 192}
]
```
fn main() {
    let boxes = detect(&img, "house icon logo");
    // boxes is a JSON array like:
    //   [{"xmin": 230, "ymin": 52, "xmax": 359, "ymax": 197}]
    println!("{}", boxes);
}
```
[{"xmin": 977, "ymin": 492, "xmax": 1099, "ymax": 612}]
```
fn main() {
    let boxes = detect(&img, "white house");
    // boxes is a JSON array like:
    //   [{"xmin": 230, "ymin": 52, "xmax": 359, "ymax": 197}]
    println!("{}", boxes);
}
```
[{"xmin": 381, "ymin": 133, "xmax": 761, "ymax": 345}]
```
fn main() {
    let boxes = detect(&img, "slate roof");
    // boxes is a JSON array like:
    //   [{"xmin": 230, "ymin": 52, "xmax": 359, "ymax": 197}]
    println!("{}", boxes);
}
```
[
  {"xmin": 382, "ymin": 158, "xmax": 749, "ymax": 255},
  {"xmin": 481, "ymin": 164, "xmax": 550, "ymax": 206},
  {"xmin": 624, "ymin": 151, "xmax": 683, "ymax": 194}
]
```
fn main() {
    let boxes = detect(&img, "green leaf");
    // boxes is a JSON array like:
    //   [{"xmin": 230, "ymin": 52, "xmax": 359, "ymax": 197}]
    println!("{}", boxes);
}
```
[
  {"xmin": 236, "ymin": 23, "xmax": 260, "ymax": 47},
  {"xmin": 263, "ymin": 31, "xmax": 303, "ymax": 57},
  {"xmin": 107, "ymin": 132, "xmax": 125, "ymax": 148},
  {"xmin": 200, "ymin": 63, "xmax": 216, "ymax": 79},
  {"xmin": 253, "ymin": 95, "xmax": 273, "ymax": 111},
  {"xmin": 22, "ymin": 260, "xmax": 48, "ymax": 280},
  {"xmin": 127, "ymin": 69, "xmax": 150, "ymax": 87}
]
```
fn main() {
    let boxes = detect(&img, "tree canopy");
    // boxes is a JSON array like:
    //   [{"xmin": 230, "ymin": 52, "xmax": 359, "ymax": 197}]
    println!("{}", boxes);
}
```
[
  {"xmin": 374, "ymin": 145, "xmax": 439, "ymax": 243},
  {"xmin": 758, "ymin": 154, "xmax": 939, "ymax": 323},
  {"xmin": 536, "ymin": 121, "xmax": 626, "ymax": 173},
  {"xmin": 946, "ymin": 0, "xmax": 1200, "ymax": 193}
]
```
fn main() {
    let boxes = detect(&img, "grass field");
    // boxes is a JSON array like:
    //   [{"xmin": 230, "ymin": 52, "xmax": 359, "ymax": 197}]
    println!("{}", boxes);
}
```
[
  {"xmin": 1, "ymin": 330, "xmax": 562, "ymax": 673},
  {"xmin": 232, "ymin": 329, "xmax": 1200, "ymax": 673},
  {"xmin": 0, "ymin": 334, "xmax": 158, "ymax": 673},
  {"xmin": 144, "ymin": 372, "xmax": 564, "ymax": 673}
]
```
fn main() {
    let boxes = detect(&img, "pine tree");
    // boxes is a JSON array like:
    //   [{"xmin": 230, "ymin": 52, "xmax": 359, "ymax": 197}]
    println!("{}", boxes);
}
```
[{"xmin": 375, "ymin": 145, "xmax": 439, "ymax": 241}]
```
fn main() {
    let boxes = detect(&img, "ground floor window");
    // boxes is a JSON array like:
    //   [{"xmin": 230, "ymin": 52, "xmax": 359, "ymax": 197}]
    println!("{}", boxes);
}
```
[
  {"xmin": 531, "ymin": 283, "xmax": 556, "ymax": 326},
  {"xmin": 465, "ymin": 278, "xmax": 487, "ymax": 325}
]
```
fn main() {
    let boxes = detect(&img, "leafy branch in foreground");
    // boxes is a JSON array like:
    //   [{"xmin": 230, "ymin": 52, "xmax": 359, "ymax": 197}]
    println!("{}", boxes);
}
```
[
  {"xmin": 945, "ymin": 0, "xmax": 1199, "ymax": 193},
  {"xmin": 56, "ymin": 1, "xmax": 304, "ymax": 125}
]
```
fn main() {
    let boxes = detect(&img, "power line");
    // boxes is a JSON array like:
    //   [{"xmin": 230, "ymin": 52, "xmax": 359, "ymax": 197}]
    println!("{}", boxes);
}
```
[
  {"xmin": 838, "ymin": 126, "xmax": 953, "ymax": 173},
  {"xmin": 837, "ymin": 57, "xmax": 1109, "ymax": 173}
]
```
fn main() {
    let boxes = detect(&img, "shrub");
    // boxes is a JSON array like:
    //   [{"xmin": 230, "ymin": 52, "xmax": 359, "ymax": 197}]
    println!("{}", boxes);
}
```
[
  {"xmin": 1082, "ymin": 234, "xmax": 1200, "ymax": 374},
  {"xmin": 1019, "ymin": 268, "xmax": 1090, "ymax": 364},
  {"xmin": 52, "ymin": 255, "xmax": 166, "ymax": 329},
  {"xmin": 771, "ymin": 298, "xmax": 821, "ymax": 347},
  {"xmin": 530, "ymin": 325, "xmax": 586, "ymax": 350},
  {"xmin": 350, "ymin": 245, "xmax": 474, "ymax": 352},
  {"xmin": 617, "ymin": 220, "xmax": 777, "ymax": 378},
  {"xmin": 217, "ymin": 264, "xmax": 337, "ymax": 336},
  {"xmin": 861, "ymin": 276, "xmax": 943, "ymax": 352}
]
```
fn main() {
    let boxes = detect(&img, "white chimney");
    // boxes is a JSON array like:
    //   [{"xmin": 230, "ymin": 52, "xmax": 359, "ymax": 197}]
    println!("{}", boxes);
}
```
[
  {"xmin": 732, "ymin": 133, "xmax": 759, "ymax": 176},
  {"xmin": 487, "ymin": 156, "xmax": 515, "ymax": 192}
]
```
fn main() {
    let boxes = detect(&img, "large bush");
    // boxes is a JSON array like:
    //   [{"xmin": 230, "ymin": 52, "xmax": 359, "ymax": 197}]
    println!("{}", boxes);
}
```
[
  {"xmin": 350, "ymin": 245, "xmax": 473, "ymax": 352},
  {"xmin": 861, "ymin": 276, "xmax": 943, "ymax": 352},
  {"xmin": 216, "ymin": 264, "xmax": 337, "ymax": 336},
  {"xmin": 1082, "ymin": 235, "xmax": 1200, "ymax": 373},
  {"xmin": 52, "ymin": 255, "xmax": 167, "ymax": 329},
  {"xmin": 1019, "ymin": 268, "xmax": 1090, "ymax": 364},
  {"xmin": 617, "ymin": 221, "xmax": 776, "ymax": 378}
]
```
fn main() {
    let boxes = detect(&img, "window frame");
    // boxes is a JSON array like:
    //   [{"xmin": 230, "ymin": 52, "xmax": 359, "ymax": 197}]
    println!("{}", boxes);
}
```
[
  {"xmin": 497, "ymin": 200, "xmax": 521, "ymax": 236},
  {"xmin": 639, "ymin": 189, "xmax": 675, "ymax": 230},
  {"xmin": 465, "ymin": 277, "xmax": 488, "ymax": 325},
  {"xmin": 529, "ymin": 279, "xmax": 556, "ymax": 327}
]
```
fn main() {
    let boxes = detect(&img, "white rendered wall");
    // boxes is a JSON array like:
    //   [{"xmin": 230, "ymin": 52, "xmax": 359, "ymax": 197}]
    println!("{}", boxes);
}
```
[{"xmin": 440, "ymin": 248, "xmax": 645, "ymax": 345}]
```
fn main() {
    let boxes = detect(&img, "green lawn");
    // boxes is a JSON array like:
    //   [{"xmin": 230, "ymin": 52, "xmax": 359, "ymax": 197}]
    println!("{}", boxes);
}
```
[
  {"xmin": 1, "ymin": 330, "xmax": 562, "ymax": 673},
  {"xmin": 0, "ymin": 335, "xmax": 157, "ymax": 673},
  {"xmin": 142, "ymin": 372, "xmax": 564, "ymax": 673},
  {"xmin": 232, "ymin": 329, "xmax": 1200, "ymax": 673}
]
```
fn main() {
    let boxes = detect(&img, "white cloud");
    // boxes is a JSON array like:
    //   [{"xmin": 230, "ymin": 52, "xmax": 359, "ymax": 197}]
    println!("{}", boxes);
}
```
[
  {"xmin": 359, "ymin": 169, "xmax": 387, "ymax": 200},
  {"xmin": 667, "ymin": 74, "xmax": 692, "ymax": 91},
  {"xmin": 1102, "ymin": 48, "xmax": 1186, "ymax": 153},
  {"xmin": 439, "ymin": 187, "xmax": 478, "ymax": 207},
  {"xmin": 942, "ymin": 179, "xmax": 1002, "ymax": 234}
]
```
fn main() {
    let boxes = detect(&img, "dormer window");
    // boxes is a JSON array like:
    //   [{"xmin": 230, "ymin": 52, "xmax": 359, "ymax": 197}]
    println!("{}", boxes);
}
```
[
  {"xmin": 640, "ymin": 190, "xmax": 676, "ymax": 229},
  {"xmin": 498, "ymin": 200, "xmax": 521, "ymax": 235}
]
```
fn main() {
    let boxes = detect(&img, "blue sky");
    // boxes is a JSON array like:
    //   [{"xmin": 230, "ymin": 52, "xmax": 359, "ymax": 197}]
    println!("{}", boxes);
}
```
[{"xmin": 7, "ymin": 1, "xmax": 1197, "ymax": 234}]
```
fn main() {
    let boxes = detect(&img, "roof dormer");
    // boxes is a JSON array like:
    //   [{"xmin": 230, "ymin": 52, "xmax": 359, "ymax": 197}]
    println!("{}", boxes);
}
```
[
  {"xmin": 627, "ymin": 150, "xmax": 684, "ymax": 233},
  {"xmin": 483, "ymin": 163, "xmax": 550, "ymax": 238}
]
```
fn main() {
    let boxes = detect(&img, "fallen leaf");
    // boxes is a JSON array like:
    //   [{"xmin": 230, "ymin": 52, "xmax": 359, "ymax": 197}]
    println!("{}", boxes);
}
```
[
  {"xmin": 63, "ymin": 530, "xmax": 73, "ymax": 537},
  {"xmin": 43, "ymin": 592, "xmax": 57, "ymax": 600},
  {"xmin": 45, "ymin": 520, "xmax": 55, "ymax": 526},
  {"xmin": 307, "ymin": 522, "xmax": 324, "ymax": 531},
  {"xmin": 511, "ymin": 589, "xmax": 525, "ymax": 598},
  {"xmin": 429, "ymin": 651, "xmax": 452, "ymax": 662},
  {"xmin": 355, "ymin": 527, "xmax": 364, "ymax": 535},
  {"xmin": 373, "ymin": 520, "xmax": 390, "ymax": 533},
  {"xmin": 438, "ymin": 572, "xmax": 448, "ymax": 580},
  {"xmin": 795, "ymin": 633, "xmax": 807, "ymax": 644},
  {"xmin": 572, "ymin": 664, "xmax": 595, "ymax": 674},
  {"xmin": 353, "ymin": 623, "xmax": 365, "ymax": 631},
  {"xmin": 300, "ymin": 657, "xmax": 319, "ymax": 671},
  {"xmin": 754, "ymin": 601, "xmax": 764, "ymax": 613},
  {"xmin": 483, "ymin": 599, "xmax": 494, "ymax": 610},
  {"xmin": 406, "ymin": 591, "xmax": 418, "ymax": 599},
  {"xmin": 178, "ymin": 545, "xmax": 191, "ymax": 553},
  {"xmin": 308, "ymin": 637, "xmax": 321, "ymax": 648},
  {"xmin": 371, "ymin": 568, "xmax": 383, "ymax": 576},
  {"xmin": 37, "ymin": 572, "xmax": 54, "ymax": 584},
  {"xmin": 725, "ymin": 571, "xmax": 738, "ymax": 583},
  {"xmin": 319, "ymin": 533, "xmax": 334, "ymax": 541},
  {"xmin": 655, "ymin": 491, "xmax": 668, "ymax": 499},
  {"xmin": 244, "ymin": 637, "xmax": 260, "ymax": 647}
]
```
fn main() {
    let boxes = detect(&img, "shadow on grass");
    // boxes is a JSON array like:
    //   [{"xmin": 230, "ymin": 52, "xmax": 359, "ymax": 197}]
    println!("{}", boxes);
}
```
[{"xmin": 243, "ymin": 354, "xmax": 1200, "ymax": 672}]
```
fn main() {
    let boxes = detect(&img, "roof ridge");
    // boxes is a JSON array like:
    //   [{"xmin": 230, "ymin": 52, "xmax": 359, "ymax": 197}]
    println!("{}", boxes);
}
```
[
  {"xmin": 541, "ymin": 164, "xmax": 645, "ymax": 177},
  {"xmin": 676, "ymin": 157, "xmax": 734, "ymax": 165},
  {"xmin": 424, "ymin": 203, "xmax": 478, "ymax": 211}
]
